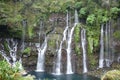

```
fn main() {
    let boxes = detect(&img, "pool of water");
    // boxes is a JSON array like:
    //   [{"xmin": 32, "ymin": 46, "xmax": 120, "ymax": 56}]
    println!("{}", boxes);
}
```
[{"xmin": 28, "ymin": 71, "xmax": 100, "ymax": 80}]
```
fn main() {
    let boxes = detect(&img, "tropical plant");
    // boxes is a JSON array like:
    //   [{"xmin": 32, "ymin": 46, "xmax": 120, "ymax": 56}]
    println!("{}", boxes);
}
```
[{"xmin": 0, "ymin": 60, "xmax": 34, "ymax": 80}]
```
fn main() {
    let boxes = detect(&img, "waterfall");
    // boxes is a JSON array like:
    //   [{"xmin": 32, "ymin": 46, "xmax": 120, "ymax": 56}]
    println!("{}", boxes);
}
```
[
  {"xmin": 7, "ymin": 39, "xmax": 18, "ymax": 67},
  {"xmin": 81, "ymin": 29, "xmax": 88, "ymax": 73},
  {"xmin": 63, "ymin": 11, "xmax": 69, "ymax": 41},
  {"xmin": 105, "ymin": 21, "xmax": 113, "ymax": 67},
  {"xmin": 0, "ymin": 48, "xmax": 11, "ymax": 65},
  {"xmin": 0, "ymin": 39, "xmax": 18, "ymax": 67},
  {"xmin": 54, "ymin": 11, "xmax": 69, "ymax": 75},
  {"xmin": 99, "ymin": 21, "xmax": 114, "ymax": 68},
  {"xmin": 66, "ymin": 10, "xmax": 78, "ymax": 74},
  {"xmin": 99, "ymin": 24, "xmax": 104, "ymax": 68},
  {"xmin": 36, "ymin": 20, "xmax": 47, "ymax": 72},
  {"xmin": 36, "ymin": 36, "xmax": 47, "ymax": 72},
  {"xmin": 74, "ymin": 10, "xmax": 79, "ymax": 25},
  {"xmin": 54, "ymin": 42, "xmax": 62, "ymax": 75},
  {"xmin": 21, "ymin": 20, "xmax": 26, "ymax": 51},
  {"xmin": 66, "ymin": 25, "xmax": 76, "ymax": 74},
  {"xmin": 105, "ymin": 22, "xmax": 109, "ymax": 67},
  {"xmin": 54, "ymin": 10, "xmax": 79, "ymax": 74}
]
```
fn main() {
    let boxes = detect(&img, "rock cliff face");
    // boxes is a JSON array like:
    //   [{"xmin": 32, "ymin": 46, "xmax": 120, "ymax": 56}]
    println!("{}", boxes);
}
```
[{"xmin": 22, "ymin": 13, "xmax": 75, "ymax": 73}]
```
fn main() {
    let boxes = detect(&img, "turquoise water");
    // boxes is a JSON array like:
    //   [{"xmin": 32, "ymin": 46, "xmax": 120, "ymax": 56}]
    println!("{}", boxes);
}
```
[{"xmin": 29, "ymin": 71, "xmax": 100, "ymax": 80}]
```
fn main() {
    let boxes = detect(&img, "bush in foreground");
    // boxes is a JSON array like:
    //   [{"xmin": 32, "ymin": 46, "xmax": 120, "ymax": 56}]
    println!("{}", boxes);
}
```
[
  {"xmin": 101, "ymin": 70, "xmax": 120, "ymax": 80},
  {"xmin": 0, "ymin": 60, "xmax": 34, "ymax": 80}
]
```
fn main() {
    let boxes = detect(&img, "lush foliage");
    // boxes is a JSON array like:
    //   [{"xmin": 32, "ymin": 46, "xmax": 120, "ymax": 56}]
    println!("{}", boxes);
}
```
[
  {"xmin": 0, "ymin": 0, "xmax": 120, "ymax": 37},
  {"xmin": 74, "ymin": 24, "xmax": 81, "ymax": 55},
  {"xmin": 110, "ymin": 7, "xmax": 120, "ymax": 19},
  {"xmin": 0, "ymin": 60, "xmax": 34, "ymax": 80},
  {"xmin": 23, "ymin": 47, "xmax": 31, "ymax": 54},
  {"xmin": 101, "ymin": 70, "xmax": 120, "ymax": 80},
  {"xmin": 0, "ymin": 0, "xmax": 119, "ymax": 50},
  {"xmin": 74, "ymin": 0, "xmax": 120, "ymax": 55}
]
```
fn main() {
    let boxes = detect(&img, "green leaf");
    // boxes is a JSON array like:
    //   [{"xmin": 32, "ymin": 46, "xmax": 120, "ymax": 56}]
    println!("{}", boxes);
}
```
[{"xmin": 86, "ymin": 14, "xmax": 96, "ymax": 25}]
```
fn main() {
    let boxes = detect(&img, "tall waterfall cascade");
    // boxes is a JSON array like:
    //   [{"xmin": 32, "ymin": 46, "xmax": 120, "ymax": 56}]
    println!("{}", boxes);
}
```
[
  {"xmin": 54, "ymin": 10, "xmax": 79, "ymax": 75},
  {"xmin": 99, "ymin": 24, "xmax": 104, "ymax": 68},
  {"xmin": 54, "ymin": 11, "xmax": 69, "ymax": 75},
  {"xmin": 99, "ymin": 21, "xmax": 114, "ymax": 68},
  {"xmin": 66, "ymin": 10, "xmax": 79, "ymax": 74},
  {"xmin": 54, "ymin": 41, "xmax": 62, "ymax": 75},
  {"xmin": 105, "ymin": 21, "xmax": 113, "ymax": 67},
  {"xmin": 81, "ymin": 29, "xmax": 88, "ymax": 73},
  {"xmin": 36, "ymin": 36, "xmax": 47, "ymax": 72},
  {"xmin": 21, "ymin": 20, "xmax": 26, "ymax": 51},
  {"xmin": 63, "ymin": 11, "xmax": 69, "ymax": 41}
]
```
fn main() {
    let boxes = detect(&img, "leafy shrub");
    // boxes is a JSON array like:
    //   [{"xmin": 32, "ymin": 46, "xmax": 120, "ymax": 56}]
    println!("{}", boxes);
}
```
[
  {"xmin": 75, "ymin": 1, "xmax": 84, "ymax": 9},
  {"xmin": 101, "ymin": 70, "xmax": 120, "ymax": 80},
  {"xmin": 79, "ymin": 7, "xmax": 88, "ymax": 18},
  {"xmin": 0, "ymin": 60, "xmax": 34, "ymax": 80},
  {"xmin": 86, "ymin": 14, "xmax": 96, "ymax": 25},
  {"xmin": 110, "ymin": 7, "xmax": 120, "ymax": 19}
]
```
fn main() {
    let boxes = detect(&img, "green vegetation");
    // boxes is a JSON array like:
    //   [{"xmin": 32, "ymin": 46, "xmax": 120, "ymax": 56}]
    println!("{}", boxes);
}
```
[
  {"xmin": 0, "ymin": 0, "xmax": 119, "ymax": 62},
  {"xmin": 86, "ymin": 14, "xmax": 96, "ymax": 25},
  {"xmin": 0, "ymin": 60, "xmax": 34, "ymax": 80},
  {"xmin": 48, "ymin": 40, "xmax": 56, "ymax": 48},
  {"xmin": 74, "ymin": 24, "xmax": 80, "ymax": 43},
  {"xmin": 74, "ymin": 0, "xmax": 120, "ymax": 55},
  {"xmin": 3, "ymin": 41, "xmax": 9, "ymax": 52},
  {"xmin": 101, "ymin": 70, "xmax": 120, "ymax": 80},
  {"xmin": 23, "ymin": 47, "xmax": 31, "ymax": 54},
  {"xmin": 113, "ymin": 30, "xmax": 120, "ymax": 40},
  {"xmin": 0, "ymin": 0, "xmax": 120, "ymax": 40},
  {"xmin": 74, "ymin": 24, "xmax": 81, "ymax": 55},
  {"xmin": 89, "ymin": 55, "xmax": 97, "ymax": 69}
]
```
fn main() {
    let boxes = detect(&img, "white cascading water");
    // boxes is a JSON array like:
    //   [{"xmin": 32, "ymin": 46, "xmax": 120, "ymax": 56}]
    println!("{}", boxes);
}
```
[
  {"xmin": 21, "ymin": 20, "xmax": 26, "ymax": 51},
  {"xmin": 0, "ymin": 47, "xmax": 11, "ymax": 65},
  {"xmin": 81, "ymin": 29, "xmax": 88, "ymax": 73},
  {"xmin": 66, "ymin": 10, "xmax": 78, "ymax": 74},
  {"xmin": 63, "ymin": 11, "xmax": 69, "ymax": 41},
  {"xmin": 54, "ymin": 41, "xmax": 62, "ymax": 75},
  {"xmin": 105, "ymin": 21, "xmax": 113, "ymax": 67},
  {"xmin": 108, "ymin": 21, "xmax": 114, "ymax": 66},
  {"xmin": 54, "ymin": 11, "xmax": 69, "ymax": 75},
  {"xmin": 99, "ymin": 24, "xmax": 104, "ymax": 68},
  {"xmin": 105, "ymin": 22, "xmax": 109, "ymax": 67},
  {"xmin": 36, "ymin": 36, "xmax": 47, "ymax": 72},
  {"xmin": 74, "ymin": 10, "xmax": 79, "ymax": 25},
  {"xmin": 99, "ymin": 21, "xmax": 113, "ymax": 68},
  {"xmin": 66, "ymin": 26, "xmax": 75, "ymax": 74},
  {"xmin": 17, "ymin": 20, "xmax": 27, "ymax": 71},
  {"xmin": 0, "ymin": 39, "xmax": 18, "ymax": 67},
  {"xmin": 7, "ymin": 39, "xmax": 18, "ymax": 67}
]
